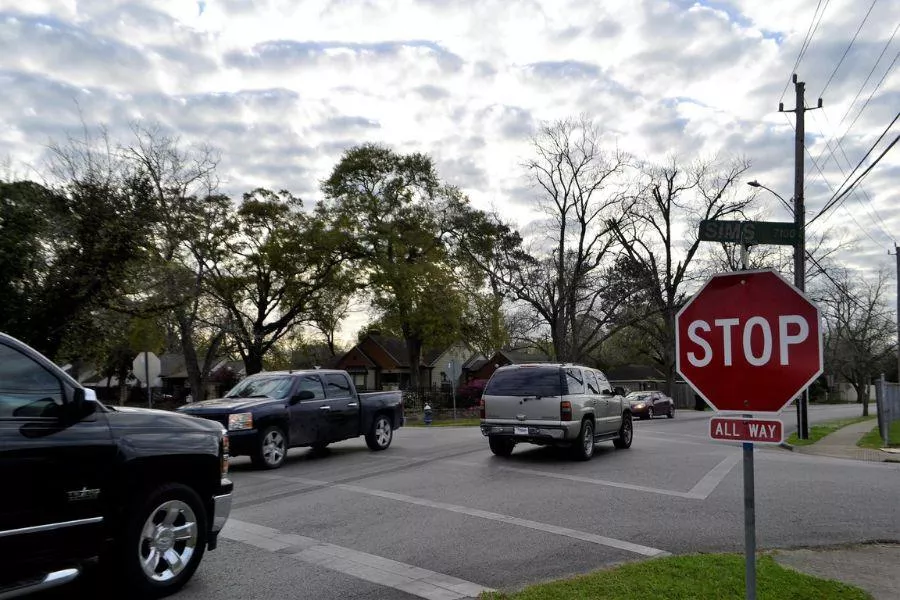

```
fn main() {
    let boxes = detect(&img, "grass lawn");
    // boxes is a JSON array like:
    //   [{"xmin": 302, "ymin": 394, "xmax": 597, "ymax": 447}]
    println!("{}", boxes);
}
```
[
  {"xmin": 857, "ymin": 419, "xmax": 900, "ymax": 449},
  {"xmin": 406, "ymin": 417, "xmax": 481, "ymax": 427},
  {"xmin": 480, "ymin": 553, "xmax": 871, "ymax": 600},
  {"xmin": 786, "ymin": 416, "xmax": 874, "ymax": 446}
]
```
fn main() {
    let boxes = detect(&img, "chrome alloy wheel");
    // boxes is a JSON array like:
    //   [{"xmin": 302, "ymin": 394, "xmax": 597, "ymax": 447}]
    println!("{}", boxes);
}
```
[{"xmin": 138, "ymin": 500, "xmax": 198, "ymax": 582}]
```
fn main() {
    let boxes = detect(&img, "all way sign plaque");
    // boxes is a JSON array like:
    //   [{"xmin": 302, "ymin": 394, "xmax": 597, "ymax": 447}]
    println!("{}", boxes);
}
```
[{"xmin": 709, "ymin": 417, "xmax": 783, "ymax": 444}]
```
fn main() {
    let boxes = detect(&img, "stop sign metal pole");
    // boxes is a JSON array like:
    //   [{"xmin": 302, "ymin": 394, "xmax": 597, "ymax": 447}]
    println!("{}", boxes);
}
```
[
  {"xmin": 740, "ymin": 241, "xmax": 757, "ymax": 600},
  {"xmin": 145, "ymin": 351, "xmax": 152, "ymax": 409}
]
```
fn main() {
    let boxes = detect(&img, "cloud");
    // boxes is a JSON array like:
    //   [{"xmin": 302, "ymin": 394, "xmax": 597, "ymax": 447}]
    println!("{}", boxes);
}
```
[{"xmin": 0, "ymin": 0, "xmax": 896, "ymax": 330}]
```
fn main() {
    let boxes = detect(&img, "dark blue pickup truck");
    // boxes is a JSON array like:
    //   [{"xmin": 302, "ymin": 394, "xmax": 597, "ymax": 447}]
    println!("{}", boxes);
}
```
[{"xmin": 178, "ymin": 370, "xmax": 404, "ymax": 469}]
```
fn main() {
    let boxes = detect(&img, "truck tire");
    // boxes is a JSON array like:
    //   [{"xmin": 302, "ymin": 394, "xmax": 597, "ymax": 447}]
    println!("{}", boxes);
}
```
[
  {"xmin": 488, "ymin": 436, "xmax": 514, "ymax": 457},
  {"xmin": 365, "ymin": 414, "xmax": 393, "ymax": 451},
  {"xmin": 613, "ymin": 413, "xmax": 633, "ymax": 449},
  {"xmin": 117, "ymin": 483, "xmax": 208, "ymax": 599},
  {"xmin": 571, "ymin": 418, "xmax": 595, "ymax": 461},
  {"xmin": 252, "ymin": 425, "xmax": 288, "ymax": 469}
]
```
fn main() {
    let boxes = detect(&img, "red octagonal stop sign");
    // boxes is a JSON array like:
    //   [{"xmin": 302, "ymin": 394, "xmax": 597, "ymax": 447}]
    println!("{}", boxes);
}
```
[{"xmin": 676, "ymin": 269, "xmax": 823, "ymax": 414}]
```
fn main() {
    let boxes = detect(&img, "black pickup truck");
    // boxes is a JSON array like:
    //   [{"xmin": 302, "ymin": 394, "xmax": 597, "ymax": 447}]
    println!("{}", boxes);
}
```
[
  {"xmin": 178, "ymin": 369, "xmax": 404, "ymax": 469},
  {"xmin": 0, "ymin": 332, "xmax": 232, "ymax": 599}
]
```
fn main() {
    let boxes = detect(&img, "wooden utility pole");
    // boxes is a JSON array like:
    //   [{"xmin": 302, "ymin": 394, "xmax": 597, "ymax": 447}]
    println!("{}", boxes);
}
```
[{"xmin": 779, "ymin": 74, "xmax": 822, "ymax": 439}]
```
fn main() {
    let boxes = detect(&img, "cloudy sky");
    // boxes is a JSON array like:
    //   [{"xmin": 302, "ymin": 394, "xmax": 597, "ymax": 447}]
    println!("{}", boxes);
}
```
[{"xmin": 1, "ymin": 0, "xmax": 897, "ymax": 340}]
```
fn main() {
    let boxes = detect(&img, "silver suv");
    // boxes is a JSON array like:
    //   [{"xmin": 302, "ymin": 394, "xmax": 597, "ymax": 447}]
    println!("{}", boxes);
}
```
[{"xmin": 479, "ymin": 363, "xmax": 633, "ymax": 460}]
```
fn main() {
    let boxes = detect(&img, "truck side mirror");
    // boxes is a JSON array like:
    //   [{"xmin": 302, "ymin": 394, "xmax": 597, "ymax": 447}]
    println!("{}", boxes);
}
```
[
  {"xmin": 290, "ymin": 390, "xmax": 315, "ymax": 404},
  {"xmin": 72, "ymin": 387, "xmax": 86, "ymax": 408}
]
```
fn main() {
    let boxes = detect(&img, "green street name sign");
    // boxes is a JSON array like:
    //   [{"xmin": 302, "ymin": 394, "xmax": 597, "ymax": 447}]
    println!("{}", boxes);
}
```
[{"xmin": 698, "ymin": 220, "xmax": 798, "ymax": 246}]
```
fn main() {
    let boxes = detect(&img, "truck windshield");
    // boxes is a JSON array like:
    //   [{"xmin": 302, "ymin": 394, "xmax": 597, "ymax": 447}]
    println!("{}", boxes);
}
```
[
  {"xmin": 225, "ymin": 375, "xmax": 293, "ymax": 399},
  {"xmin": 484, "ymin": 367, "xmax": 563, "ymax": 397}
]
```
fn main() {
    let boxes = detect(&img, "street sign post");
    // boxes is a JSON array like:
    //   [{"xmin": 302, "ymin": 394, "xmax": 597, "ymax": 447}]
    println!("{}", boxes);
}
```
[
  {"xmin": 132, "ymin": 351, "xmax": 161, "ymax": 409},
  {"xmin": 676, "ymin": 268, "xmax": 823, "ymax": 600},
  {"xmin": 699, "ymin": 220, "xmax": 798, "ymax": 246},
  {"xmin": 709, "ymin": 417, "xmax": 783, "ymax": 444}
]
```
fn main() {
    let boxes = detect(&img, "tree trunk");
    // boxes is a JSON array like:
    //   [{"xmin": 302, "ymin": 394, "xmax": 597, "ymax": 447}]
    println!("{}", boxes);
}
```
[
  {"xmin": 405, "ymin": 336, "xmax": 423, "ymax": 391},
  {"xmin": 244, "ymin": 347, "xmax": 265, "ymax": 376},
  {"xmin": 178, "ymin": 315, "xmax": 205, "ymax": 401},
  {"xmin": 116, "ymin": 364, "xmax": 129, "ymax": 406},
  {"xmin": 861, "ymin": 382, "xmax": 870, "ymax": 416}
]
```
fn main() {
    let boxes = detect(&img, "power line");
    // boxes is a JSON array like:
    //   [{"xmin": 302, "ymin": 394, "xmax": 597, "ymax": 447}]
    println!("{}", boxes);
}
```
[
  {"xmin": 834, "ymin": 49, "xmax": 899, "ymax": 148},
  {"xmin": 809, "ymin": 130, "xmax": 899, "ymax": 225},
  {"xmin": 832, "ymin": 22, "xmax": 899, "ymax": 132},
  {"xmin": 829, "ymin": 110, "xmax": 899, "ymax": 200},
  {"xmin": 812, "ymin": 109, "xmax": 895, "ymax": 242},
  {"xmin": 820, "ymin": 0, "xmax": 879, "ymax": 97},
  {"xmin": 781, "ymin": 0, "xmax": 830, "ymax": 102}
]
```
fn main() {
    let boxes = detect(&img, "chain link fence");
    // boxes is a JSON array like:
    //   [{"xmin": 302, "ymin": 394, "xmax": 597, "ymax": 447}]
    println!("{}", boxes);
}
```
[{"xmin": 402, "ymin": 386, "xmax": 481, "ymax": 423}]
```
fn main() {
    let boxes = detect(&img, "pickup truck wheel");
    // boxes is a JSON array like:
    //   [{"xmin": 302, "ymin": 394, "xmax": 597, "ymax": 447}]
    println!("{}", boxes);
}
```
[
  {"xmin": 252, "ymin": 426, "xmax": 287, "ymax": 469},
  {"xmin": 613, "ymin": 413, "xmax": 633, "ymax": 449},
  {"xmin": 119, "ymin": 483, "xmax": 207, "ymax": 598},
  {"xmin": 365, "ymin": 415, "xmax": 393, "ymax": 451},
  {"xmin": 667, "ymin": 404, "xmax": 675, "ymax": 419},
  {"xmin": 488, "ymin": 436, "xmax": 514, "ymax": 457},
  {"xmin": 571, "ymin": 419, "xmax": 595, "ymax": 461}
]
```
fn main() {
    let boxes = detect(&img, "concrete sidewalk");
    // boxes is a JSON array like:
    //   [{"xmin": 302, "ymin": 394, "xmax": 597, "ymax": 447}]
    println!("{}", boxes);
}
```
[
  {"xmin": 773, "ymin": 543, "xmax": 900, "ymax": 600},
  {"xmin": 784, "ymin": 418, "xmax": 895, "ymax": 462}
]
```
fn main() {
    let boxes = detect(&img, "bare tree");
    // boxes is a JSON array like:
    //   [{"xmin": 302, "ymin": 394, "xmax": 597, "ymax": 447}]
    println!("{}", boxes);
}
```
[
  {"xmin": 610, "ymin": 156, "xmax": 753, "ymax": 393},
  {"xmin": 481, "ymin": 116, "xmax": 633, "ymax": 362},
  {"xmin": 818, "ymin": 268, "xmax": 895, "ymax": 415},
  {"xmin": 121, "ymin": 123, "xmax": 230, "ymax": 400}
]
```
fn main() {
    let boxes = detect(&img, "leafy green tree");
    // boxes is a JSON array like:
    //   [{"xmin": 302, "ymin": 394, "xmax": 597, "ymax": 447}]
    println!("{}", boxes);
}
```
[
  {"xmin": 1, "ymin": 128, "xmax": 156, "ymax": 358},
  {"xmin": 205, "ymin": 188, "xmax": 345, "ymax": 375},
  {"xmin": 319, "ymin": 144, "xmax": 478, "ymax": 390}
]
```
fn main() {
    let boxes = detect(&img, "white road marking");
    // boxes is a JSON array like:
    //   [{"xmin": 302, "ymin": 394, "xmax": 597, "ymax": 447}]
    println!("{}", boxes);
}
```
[
  {"xmin": 686, "ymin": 453, "xmax": 743, "ymax": 498},
  {"xmin": 221, "ymin": 519, "xmax": 493, "ymax": 600},
  {"xmin": 333, "ymin": 483, "xmax": 669, "ymax": 558},
  {"xmin": 250, "ymin": 473, "xmax": 668, "ymax": 557},
  {"xmin": 443, "ymin": 453, "xmax": 742, "ymax": 501},
  {"xmin": 442, "ymin": 459, "xmax": 700, "ymax": 498}
]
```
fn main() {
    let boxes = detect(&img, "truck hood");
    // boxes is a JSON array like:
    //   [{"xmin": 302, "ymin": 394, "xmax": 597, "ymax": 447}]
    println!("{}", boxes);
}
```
[
  {"xmin": 177, "ymin": 396, "xmax": 283, "ymax": 413},
  {"xmin": 106, "ymin": 404, "xmax": 225, "ymax": 434}
]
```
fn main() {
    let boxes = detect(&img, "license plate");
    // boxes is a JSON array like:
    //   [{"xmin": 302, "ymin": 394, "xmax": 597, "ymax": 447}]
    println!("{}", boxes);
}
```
[{"xmin": 514, "ymin": 426, "xmax": 528, "ymax": 436}]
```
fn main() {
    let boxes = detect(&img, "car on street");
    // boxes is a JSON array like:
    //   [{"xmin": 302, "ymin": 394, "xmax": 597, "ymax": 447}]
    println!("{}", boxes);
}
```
[
  {"xmin": 479, "ymin": 363, "xmax": 633, "ymax": 460},
  {"xmin": 0, "ymin": 332, "xmax": 232, "ymax": 599},
  {"xmin": 625, "ymin": 391, "xmax": 675, "ymax": 419},
  {"xmin": 178, "ymin": 370, "xmax": 404, "ymax": 469}
]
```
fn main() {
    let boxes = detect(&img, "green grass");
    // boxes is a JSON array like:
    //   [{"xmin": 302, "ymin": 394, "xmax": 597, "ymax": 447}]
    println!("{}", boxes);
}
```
[
  {"xmin": 857, "ymin": 419, "xmax": 900, "ymax": 449},
  {"xmin": 480, "ymin": 553, "xmax": 871, "ymax": 600},
  {"xmin": 406, "ymin": 417, "xmax": 481, "ymax": 427},
  {"xmin": 786, "ymin": 416, "xmax": 874, "ymax": 446}
]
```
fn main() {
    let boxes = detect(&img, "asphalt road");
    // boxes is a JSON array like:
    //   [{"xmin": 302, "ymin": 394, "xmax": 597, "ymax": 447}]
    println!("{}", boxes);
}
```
[{"xmin": 55, "ymin": 403, "xmax": 899, "ymax": 599}]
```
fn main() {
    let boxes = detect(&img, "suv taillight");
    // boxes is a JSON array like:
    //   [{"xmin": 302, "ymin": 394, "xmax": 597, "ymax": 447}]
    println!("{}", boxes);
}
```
[
  {"xmin": 479, "ymin": 397, "xmax": 485, "ymax": 419},
  {"xmin": 560, "ymin": 401, "xmax": 572, "ymax": 421}
]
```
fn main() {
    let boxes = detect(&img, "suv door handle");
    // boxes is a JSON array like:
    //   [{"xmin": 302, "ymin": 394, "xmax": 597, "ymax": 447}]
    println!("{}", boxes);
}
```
[
  {"xmin": 347, "ymin": 403, "xmax": 358, "ymax": 408},
  {"xmin": 319, "ymin": 405, "xmax": 331, "ymax": 411}
]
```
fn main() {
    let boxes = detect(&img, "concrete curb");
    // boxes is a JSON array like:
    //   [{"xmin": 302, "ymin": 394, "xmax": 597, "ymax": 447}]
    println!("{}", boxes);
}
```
[{"xmin": 779, "ymin": 441, "xmax": 795, "ymax": 451}]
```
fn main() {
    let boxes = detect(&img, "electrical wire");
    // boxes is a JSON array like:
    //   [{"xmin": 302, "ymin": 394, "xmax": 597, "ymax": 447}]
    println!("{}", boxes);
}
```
[
  {"xmin": 820, "ymin": 0, "xmax": 879, "ymax": 98},
  {"xmin": 781, "ymin": 0, "xmax": 831, "ymax": 103},
  {"xmin": 809, "ymin": 130, "xmax": 899, "ymax": 226},
  {"xmin": 832, "ymin": 22, "xmax": 899, "ymax": 131},
  {"xmin": 809, "ymin": 109, "xmax": 894, "ymax": 243}
]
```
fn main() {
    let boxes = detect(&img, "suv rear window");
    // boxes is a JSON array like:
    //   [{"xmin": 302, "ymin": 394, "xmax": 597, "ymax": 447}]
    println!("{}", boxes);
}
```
[{"xmin": 485, "ymin": 367, "xmax": 563, "ymax": 397}]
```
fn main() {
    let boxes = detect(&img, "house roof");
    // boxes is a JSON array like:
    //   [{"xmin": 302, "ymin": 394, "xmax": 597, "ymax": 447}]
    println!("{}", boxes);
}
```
[
  {"xmin": 464, "ymin": 358, "xmax": 488, "ymax": 372},
  {"xmin": 159, "ymin": 353, "xmax": 187, "ymax": 378},
  {"xmin": 606, "ymin": 364, "xmax": 666, "ymax": 381},
  {"xmin": 498, "ymin": 349, "xmax": 551, "ymax": 364},
  {"xmin": 369, "ymin": 335, "xmax": 408, "ymax": 366}
]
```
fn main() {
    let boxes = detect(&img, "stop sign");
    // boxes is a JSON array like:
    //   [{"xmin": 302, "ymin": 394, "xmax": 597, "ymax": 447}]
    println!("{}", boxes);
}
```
[{"xmin": 676, "ymin": 269, "xmax": 822, "ymax": 413}]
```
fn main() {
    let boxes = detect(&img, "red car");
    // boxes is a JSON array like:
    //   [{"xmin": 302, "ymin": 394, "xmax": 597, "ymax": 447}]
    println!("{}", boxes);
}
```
[{"xmin": 626, "ymin": 391, "xmax": 675, "ymax": 419}]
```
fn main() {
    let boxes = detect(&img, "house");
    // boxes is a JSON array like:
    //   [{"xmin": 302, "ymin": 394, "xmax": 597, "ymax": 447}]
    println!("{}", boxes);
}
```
[
  {"xmin": 606, "ymin": 364, "xmax": 667, "ymax": 394},
  {"xmin": 331, "ymin": 332, "xmax": 476, "ymax": 391},
  {"xmin": 467, "ymin": 348, "xmax": 551, "ymax": 381}
]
